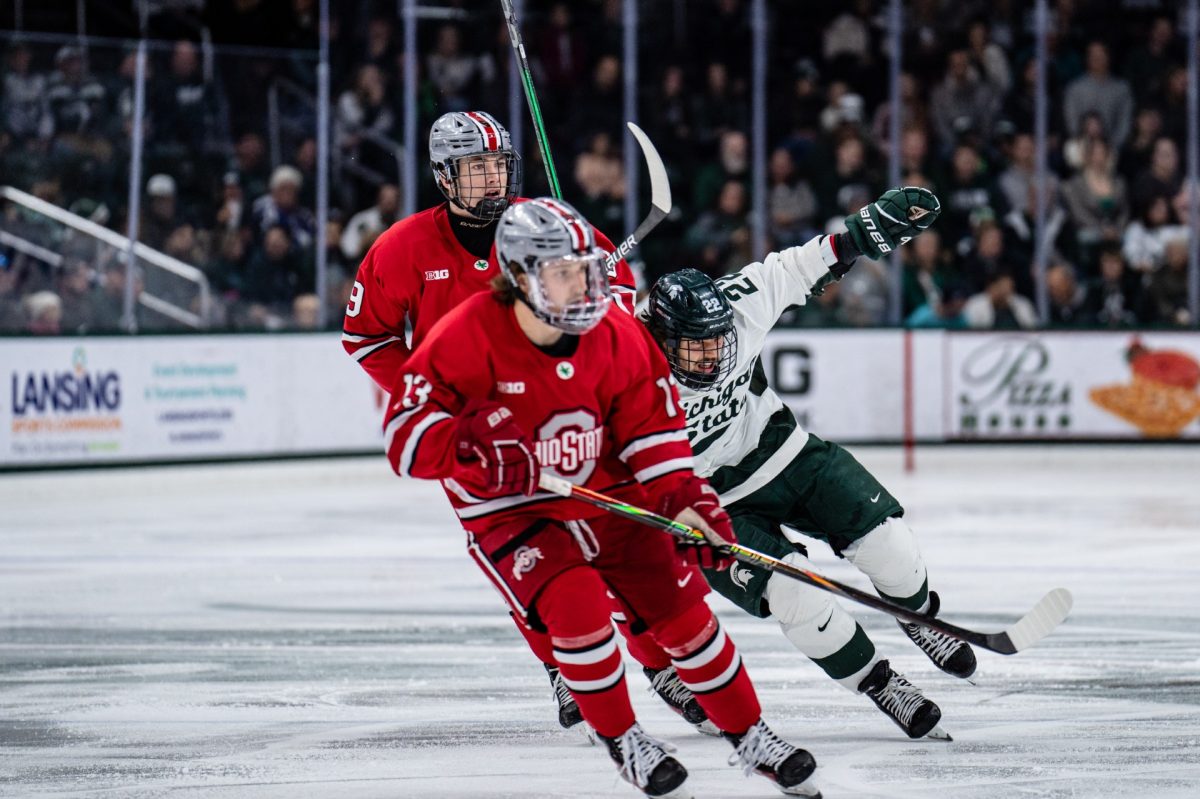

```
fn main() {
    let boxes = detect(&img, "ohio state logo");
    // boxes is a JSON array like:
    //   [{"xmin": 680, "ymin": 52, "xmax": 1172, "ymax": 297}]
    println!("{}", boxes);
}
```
[
  {"xmin": 512, "ymin": 545, "xmax": 543, "ymax": 581},
  {"xmin": 535, "ymin": 409, "xmax": 603, "ymax": 483}
]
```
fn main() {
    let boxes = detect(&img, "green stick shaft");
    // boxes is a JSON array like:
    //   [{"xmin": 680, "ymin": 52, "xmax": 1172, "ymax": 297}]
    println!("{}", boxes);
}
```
[{"xmin": 500, "ymin": 0, "xmax": 562, "ymax": 199}]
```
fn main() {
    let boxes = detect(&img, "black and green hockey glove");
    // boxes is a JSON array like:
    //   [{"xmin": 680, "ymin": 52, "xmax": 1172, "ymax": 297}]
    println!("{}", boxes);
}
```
[{"xmin": 843, "ymin": 186, "xmax": 941, "ymax": 261}]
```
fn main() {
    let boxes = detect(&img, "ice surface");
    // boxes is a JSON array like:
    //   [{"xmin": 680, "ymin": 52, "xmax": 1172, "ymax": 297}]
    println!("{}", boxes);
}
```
[{"xmin": 2, "ymin": 446, "xmax": 1199, "ymax": 798}]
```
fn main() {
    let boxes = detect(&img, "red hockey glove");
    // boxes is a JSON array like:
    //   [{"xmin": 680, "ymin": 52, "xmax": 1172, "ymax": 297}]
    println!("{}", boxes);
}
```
[
  {"xmin": 455, "ymin": 399, "xmax": 540, "ymax": 497},
  {"xmin": 658, "ymin": 477, "xmax": 737, "ymax": 571}
]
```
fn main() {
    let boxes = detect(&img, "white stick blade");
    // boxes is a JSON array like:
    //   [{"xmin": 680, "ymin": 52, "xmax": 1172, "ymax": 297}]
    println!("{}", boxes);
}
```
[
  {"xmin": 626, "ymin": 121, "xmax": 672, "ymax": 212},
  {"xmin": 1003, "ymin": 588, "xmax": 1073, "ymax": 652},
  {"xmin": 537, "ymin": 473, "xmax": 574, "ymax": 497}
]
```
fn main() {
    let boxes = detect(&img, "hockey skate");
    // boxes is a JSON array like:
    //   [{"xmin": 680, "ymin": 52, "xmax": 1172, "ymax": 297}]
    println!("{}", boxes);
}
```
[
  {"xmin": 898, "ymin": 591, "xmax": 978, "ymax": 679},
  {"xmin": 600, "ymin": 722, "xmax": 693, "ymax": 798},
  {"xmin": 723, "ymin": 719, "xmax": 821, "ymax": 797},
  {"xmin": 545, "ymin": 664, "xmax": 585, "ymax": 729},
  {"xmin": 857, "ymin": 659, "xmax": 945, "ymax": 740},
  {"xmin": 643, "ymin": 666, "xmax": 719, "ymax": 736}
]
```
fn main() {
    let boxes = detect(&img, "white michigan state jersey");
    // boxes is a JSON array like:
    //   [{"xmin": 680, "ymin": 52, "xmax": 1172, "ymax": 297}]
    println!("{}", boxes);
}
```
[{"xmin": 640, "ymin": 235, "xmax": 840, "ymax": 503}]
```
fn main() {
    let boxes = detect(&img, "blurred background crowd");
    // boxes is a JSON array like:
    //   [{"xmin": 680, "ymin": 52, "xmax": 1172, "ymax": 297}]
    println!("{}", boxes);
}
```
[{"xmin": 0, "ymin": 0, "xmax": 1196, "ymax": 335}]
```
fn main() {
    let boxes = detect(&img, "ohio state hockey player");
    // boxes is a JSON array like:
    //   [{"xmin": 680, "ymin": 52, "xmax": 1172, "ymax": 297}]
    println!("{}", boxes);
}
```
[
  {"xmin": 638, "ymin": 187, "xmax": 975, "ymax": 740},
  {"xmin": 340, "ymin": 111, "xmax": 647, "ymax": 730},
  {"xmin": 382, "ymin": 197, "xmax": 821, "ymax": 798}
]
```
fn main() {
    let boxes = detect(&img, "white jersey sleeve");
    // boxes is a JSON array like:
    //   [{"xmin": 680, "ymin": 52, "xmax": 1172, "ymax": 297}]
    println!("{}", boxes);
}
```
[{"xmin": 714, "ymin": 234, "xmax": 839, "ymax": 355}]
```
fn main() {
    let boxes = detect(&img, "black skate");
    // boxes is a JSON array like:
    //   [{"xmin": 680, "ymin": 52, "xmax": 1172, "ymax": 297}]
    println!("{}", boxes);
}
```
[
  {"xmin": 545, "ymin": 663, "xmax": 584, "ymax": 729},
  {"xmin": 723, "ymin": 719, "xmax": 821, "ymax": 797},
  {"xmin": 643, "ymin": 666, "xmax": 719, "ymax": 736},
  {"xmin": 857, "ymin": 659, "xmax": 943, "ymax": 739},
  {"xmin": 600, "ymin": 722, "xmax": 693, "ymax": 798},
  {"xmin": 898, "ymin": 591, "xmax": 978, "ymax": 679}
]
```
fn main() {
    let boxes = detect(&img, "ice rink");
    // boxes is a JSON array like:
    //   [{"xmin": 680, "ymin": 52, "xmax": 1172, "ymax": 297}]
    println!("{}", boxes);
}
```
[{"xmin": 2, "ymin": 445, "xmax": 1199, "ymax": 798}]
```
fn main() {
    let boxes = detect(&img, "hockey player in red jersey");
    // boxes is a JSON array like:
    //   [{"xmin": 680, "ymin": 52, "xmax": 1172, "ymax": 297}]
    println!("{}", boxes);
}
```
[
  {"xmin": 342, "ymin": 110, "xmax": 703, "ymax": 736},
  {"xmin": 342, "ymin": 110, "xmax": 637, "ymax": 390},
  {"xmin": 382, "ymin": 197, "xmax": 822, "ymax": 798}
]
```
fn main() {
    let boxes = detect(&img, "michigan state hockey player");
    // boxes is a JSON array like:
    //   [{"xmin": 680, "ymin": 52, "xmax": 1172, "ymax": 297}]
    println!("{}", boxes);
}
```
[{"xmin": 639, "ymin": 187, "xmax": 975, "ymax": 740}]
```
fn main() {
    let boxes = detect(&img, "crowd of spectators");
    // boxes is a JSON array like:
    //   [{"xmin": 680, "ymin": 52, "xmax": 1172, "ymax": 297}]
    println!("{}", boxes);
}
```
[{"xmin": 0, "ymin": 0, "xmax": 1196, "ymax": 335}]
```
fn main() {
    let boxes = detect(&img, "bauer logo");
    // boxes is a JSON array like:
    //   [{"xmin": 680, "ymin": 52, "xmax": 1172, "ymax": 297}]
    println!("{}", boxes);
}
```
[
  {"xmin": 956, "ymin": 336, "xmax": 1070, "ymax": 437},
  {"xmin": 10, "ymin": 346, "xmax": 121, "ymax": 417}
]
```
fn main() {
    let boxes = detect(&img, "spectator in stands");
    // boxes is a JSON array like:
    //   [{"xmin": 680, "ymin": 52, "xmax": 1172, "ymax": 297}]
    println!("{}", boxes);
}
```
[
  {"xmin": 536, "ymin": 3, "xmax": 589, "ymax": 116},
  {"xmin": 812, "ymin": 133, "xmax": 875, "ymax": 224},
  {"xmin": 1122, "ymin": 194, "xmax": 1185, "ymax": 274},
  {"xmin": 0, "ymin": 252, "xmax": 24, "ymax": 332},
  {"xmin": 45, "ymin": 45, "xmax": 108, "ymax": 141},
  {"xmin": 55, "ymin": 256, "xmax": 95, "ymax": 333},
  {"xmin": 940, "ymin": 143, "xmax": 1000, "ymax": 251},
  {"xmin": 966, "ymin": 19, "xmax": 1011, "ymax": 95},
  {"xmin": 767, "ymin": 147, "xmax": 818, "ymax": 248},
  {"xmin": 142, "ymin": 174, "xmax": 185, "ymax": 250},
  {"xmin": 906, "ymin": 279, "xmax": 970, "ymax": 329},
  {"xmin": 251, "ymin": 166, "xmax": 316, "ymax": 250},
  {"xmin": 240, "ymin": 224, "xmax": 309, "ymax": 312},
  {"xmin": 870, "ymin": 74, "xmax": 930, "ymax": 163},
  {"xmin": 1131, "ymin": 137, "xmax": 1183, "ymax": 213},
  {"xmin": 1084, "ymin": 244, "xmax": 1142, "ymax": 329},
  {"xmin": 1124, "ymin": 16, "xmax": 1178, "ymax": 108},
  {"xmin": 1045, "ymin": 262, "xmax": 1088, "ymax": 327},
  {"xmin": 1063, "ymin": 41, "xmax": 1133, "ymax": 150},
  {"xmin": 684, "ymin": 179, "xmax": 751, "ymax": 278},
  {"xmin": 1142, "ymin": 234, "xmax": 1191, "ymax": 327},
  {"xmin": 894, "ymin": 125, "xmax": 938, "ymax": 191},
  {"xmin": 572, "ymin": 131, "xmax": 625, "ymax": 233},
  {"xmin": 690, "ymin": 62, "xmax": 746, "ymax": 154},
  {"xmin": 963, "ymin": 268, "xmax": 1037, "ymax": 329},
  {"xmin": 154, "ymin": 40, "xmax": 220, "ymax": 154},
  {"xmin": 902, "ymin": 229, "xmax": 950, "ymax": 317},
  {"xmin": 90, "ymin": 262, "xmax": 143, "ymax": 332},
  {"xmin": 23, "ymin": 290, "xmax": 63, "ymax": 335},
  {"xmin": 693, "ymin": 130, "xmax": 749, "ymax": 218},
  {"xmin": 1062, "ymin": 138, "xmax": 1128, "ymax": 263},
  {"xmin": 1003, "ymin": 179, "xmax": 1078, "ymax": 278},
  {"xmin": 2, "ymin": 41, "xmax": 51, "ymax": 142},
  {"xmin": 340, "ymin": 183, "xmax": 399, "ymax": 264},
  {"xmin": 646, "ymin": 64, "xmax": 695, "ymax": 171},
  {"xmin": 291, "ymin": 293, "xmax": 321, "ymax": 330},
  {"xmin": 998, "ymin": 132, "xmax": 1035, "ymax": 215},
  {"xmin": 930, "ymin": 49, "xmax": 1001, "ymax": 152},
  {"xmin": 229, "ymin": 132, "xmax": 271, "ymax": 202},
  {"xmin": 1061, "ymin": 110, "xmax": 1106, "ymax": 172},
  {"xmin": 1118, "ymin": 107, "xmax": 1164, "ymax": 183},
  {"xmin": 426, "ymin": 24, "xmax": 493, "ymax": 112},
  {"xmin": 569, "ymin": 54, "xmax": 623, "ymax": 143}
]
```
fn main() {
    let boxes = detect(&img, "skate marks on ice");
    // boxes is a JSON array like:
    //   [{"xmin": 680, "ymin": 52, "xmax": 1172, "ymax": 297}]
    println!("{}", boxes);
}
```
[{"xmin": 2, "ymin": 448, "xmax": 1199, "ymax": 797}]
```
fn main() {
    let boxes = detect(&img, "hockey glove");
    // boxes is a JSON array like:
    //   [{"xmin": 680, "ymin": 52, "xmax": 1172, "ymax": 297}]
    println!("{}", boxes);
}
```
[
  {"xmin": 659, "ymin": 477, "xmax": 737, "ymax": 572},
  {"xmin": 843, "ymin": 186, "xmax": 941, "ymax": 260},
  {"xmin": 455, "ymin": 399, "xmax": 540, "ymax": 497}
]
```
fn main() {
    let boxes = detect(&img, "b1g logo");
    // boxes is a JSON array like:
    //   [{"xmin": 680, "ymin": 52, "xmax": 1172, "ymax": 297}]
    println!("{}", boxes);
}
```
[{"xmin": 535, "ymin": 409, "xmax": 604, "ymax": 483}]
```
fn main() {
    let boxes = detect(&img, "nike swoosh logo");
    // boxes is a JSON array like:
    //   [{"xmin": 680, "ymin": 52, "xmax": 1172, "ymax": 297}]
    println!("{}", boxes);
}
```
[
  {"xmin": 869, "ymin": 492, "xmax": 881, "ymax": 503},
  {"xmin": 677, "ymin": 572, "xmax": 693, "ymax": 588},
  {"xmin": 817, "ymin": 611, "xmax": 834, "ymax": 632}
]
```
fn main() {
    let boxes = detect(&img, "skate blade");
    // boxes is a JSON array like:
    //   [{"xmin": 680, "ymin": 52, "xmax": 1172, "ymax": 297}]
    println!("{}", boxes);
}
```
[
  {"xmin": 924, "ymin": 724, "xmax": 953, "ymax": 742},
  {"xmin": 778, "ymin": 778, "xmax": 822, "ymax": 797},
  {"xmin": 693, "ymin": 719, "xmax": 721, "ymax": 737},
  {"xmin": 577, "ymin": 724, "xmax": 596, "ymax": 746}
]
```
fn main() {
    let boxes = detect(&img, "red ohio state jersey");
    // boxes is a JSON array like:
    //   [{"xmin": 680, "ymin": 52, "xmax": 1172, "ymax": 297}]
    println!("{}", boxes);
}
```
[
  {"xmin": 384, "ymin": 292, "xmax": 694, "ymax": 534},
  {"xmin": 343, "ymin": 200, "xmax": 638, "ymax": 391}
]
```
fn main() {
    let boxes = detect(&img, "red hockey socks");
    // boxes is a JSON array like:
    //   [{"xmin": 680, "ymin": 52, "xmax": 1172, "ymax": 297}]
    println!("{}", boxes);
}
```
[
  {"xmin": 508, "ymin": 611, "xmax": 555, "ymax": 663},
  {"xmin": 537, "ymin": 567, "xmax": 635, "ymax": 738},
  {"xmin": 653, "ymin": 602, "xmax": 760, "ymax": 734}
]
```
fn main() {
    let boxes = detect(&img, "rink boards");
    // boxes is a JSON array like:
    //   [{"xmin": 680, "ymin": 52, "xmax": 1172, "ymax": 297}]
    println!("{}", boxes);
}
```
[{"xmin": 2, "ymin": 329, "xmax": 1199, "ymax": 466}]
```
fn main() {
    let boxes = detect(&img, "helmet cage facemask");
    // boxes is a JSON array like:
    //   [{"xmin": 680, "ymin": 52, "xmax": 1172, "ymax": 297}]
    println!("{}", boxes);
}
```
[
  {"xmin": 512, "ymin": 249, "xmax": 612, "ymax": 334},
  {"xmin": 660, "ymin": 326, "xmax": 739, "ymax": 390},
  {"xmin": 435, "ymin": 152, "xmax": 523, "ymax": 221}
]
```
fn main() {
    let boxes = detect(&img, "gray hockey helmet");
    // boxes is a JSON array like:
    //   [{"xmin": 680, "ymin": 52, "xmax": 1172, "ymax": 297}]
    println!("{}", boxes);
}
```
[
  {"xmin": 429, "ymin": 111, "xmax": 522, "ymax": 220},
  {"xmin": 495, "ymin": 198, "xmax": 612, "ymax": 334},
  {"xmin": 646, "ymin": 268, "xmax": 738, "ymax": 389}
]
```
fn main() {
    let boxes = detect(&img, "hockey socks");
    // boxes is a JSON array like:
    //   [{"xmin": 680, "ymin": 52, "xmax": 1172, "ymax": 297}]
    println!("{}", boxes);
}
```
[
  {"xmin": 538, "ymin": 568, "xmax": 635, "ymax": 738},
  {"xmin": 653, "ymin": 603, "xmax": 760, "ymax": 734}
]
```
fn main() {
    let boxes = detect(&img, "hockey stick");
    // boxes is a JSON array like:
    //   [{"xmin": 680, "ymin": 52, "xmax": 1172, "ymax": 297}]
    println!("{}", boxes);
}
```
[
  {"xmin": 538, "ymin": 474, "xmax": 1073, "ymax": 656},
  {"xmin": 604, "ymin": 122, "xmax": 673, "ymax": 272},
  {"xmin": 499, "ymin": 0, "xmax": 562, "ymax": 199}
]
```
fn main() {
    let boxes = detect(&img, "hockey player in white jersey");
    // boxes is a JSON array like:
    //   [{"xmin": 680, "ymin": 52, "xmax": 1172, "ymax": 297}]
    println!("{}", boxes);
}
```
[{"xmin": 639, "ymin": 187, "xmax": 974, "ymax": 740}]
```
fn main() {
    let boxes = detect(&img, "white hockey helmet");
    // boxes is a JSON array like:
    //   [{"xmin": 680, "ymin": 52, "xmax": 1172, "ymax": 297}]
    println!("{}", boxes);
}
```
[
  {"xmin": 429, "ymin": 111, "xmax": 522, "ymax": 220},
  {"xmin": 495, "ymin": 198, "xmax": 612, "ymax": 334}
]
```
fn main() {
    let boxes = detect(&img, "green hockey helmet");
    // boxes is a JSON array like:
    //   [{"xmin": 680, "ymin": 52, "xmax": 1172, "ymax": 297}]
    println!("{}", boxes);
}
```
[{"xmin": 646, "ymin": 268, "xmax": 738, "ymax": 390}]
